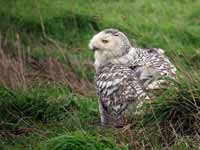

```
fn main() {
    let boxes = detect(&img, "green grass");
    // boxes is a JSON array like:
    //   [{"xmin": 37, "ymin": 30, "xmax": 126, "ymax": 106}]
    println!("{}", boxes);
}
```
[
  {"xmin": 0, "ymin": 85, "xmax": 102, "ymax": 149},
  {"xmin": 0, "ymin": 0, "xmax": 200, "ymax": 149},
  {"xmin": 39, "ymin": 131, "xmax": 116, "ymax": 150}
]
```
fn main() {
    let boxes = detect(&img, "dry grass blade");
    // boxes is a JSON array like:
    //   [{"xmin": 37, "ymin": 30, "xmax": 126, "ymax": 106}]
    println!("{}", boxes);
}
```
[
  {"xmin": 0, "ymin": 33, "xmax": 94, "ymax": 95},
  {"xmin": 0, "ymin": 49, "xmax": 26, "ymax": 90}
]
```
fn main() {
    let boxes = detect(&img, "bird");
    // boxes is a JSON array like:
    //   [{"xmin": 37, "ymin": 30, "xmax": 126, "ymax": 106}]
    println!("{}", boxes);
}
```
[{"xmin": 89, "ymin": 29, "xmax": 176, "ymax": 126}]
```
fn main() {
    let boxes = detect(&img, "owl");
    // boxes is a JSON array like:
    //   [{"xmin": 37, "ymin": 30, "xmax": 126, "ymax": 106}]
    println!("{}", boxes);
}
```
[{"xmin": 89, "ymin": 29, "xmax": 176, "ymax": 126}]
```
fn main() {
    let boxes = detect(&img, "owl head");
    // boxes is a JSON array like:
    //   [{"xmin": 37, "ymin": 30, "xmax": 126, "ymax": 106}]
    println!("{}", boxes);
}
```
[{"xmin": 89, "ymin": 29, "xmax": 132, "ymax": 69}]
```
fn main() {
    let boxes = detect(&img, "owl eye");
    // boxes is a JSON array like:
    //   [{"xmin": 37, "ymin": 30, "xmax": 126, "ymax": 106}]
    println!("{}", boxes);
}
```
[{"xmin": 102, "ymin": 39, "xmax": 109, "ymax": 43}]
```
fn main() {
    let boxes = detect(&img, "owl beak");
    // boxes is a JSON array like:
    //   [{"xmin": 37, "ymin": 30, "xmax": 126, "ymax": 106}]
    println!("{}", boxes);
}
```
[{"xmin": 92, "ymin": 46, "xmax": 99, "ymax": 52}]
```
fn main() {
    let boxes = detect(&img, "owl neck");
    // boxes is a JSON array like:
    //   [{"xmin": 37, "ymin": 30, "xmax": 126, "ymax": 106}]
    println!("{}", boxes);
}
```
[
  {"xmin": 109, "ymin": 47, "xmax": 138, "ymax": 66},
  {"xmin": 94, "ymin": 47, "xmax": 135, "ymax": 71}
]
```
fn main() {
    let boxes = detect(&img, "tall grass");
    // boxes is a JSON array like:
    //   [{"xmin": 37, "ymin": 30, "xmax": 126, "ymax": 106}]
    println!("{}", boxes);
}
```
[{"xmin": 140, "ymin": 79, "xmax": 200, "ymax": 145}]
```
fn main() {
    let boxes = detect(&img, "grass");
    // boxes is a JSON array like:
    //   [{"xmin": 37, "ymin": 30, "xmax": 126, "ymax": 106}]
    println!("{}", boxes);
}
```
[
  {"xmin": 0, "ymin": 0, "xmax": 200, "ymax": 149},
  {"xmin": 39, "ymin": 131, "xmax": 116, "ymax": 150}
]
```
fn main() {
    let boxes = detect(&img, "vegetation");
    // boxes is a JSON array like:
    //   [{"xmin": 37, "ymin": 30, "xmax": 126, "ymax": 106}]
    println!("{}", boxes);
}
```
[{"xmin": 0, "ymin": 0, "xmax": 200, "ymax": 149}]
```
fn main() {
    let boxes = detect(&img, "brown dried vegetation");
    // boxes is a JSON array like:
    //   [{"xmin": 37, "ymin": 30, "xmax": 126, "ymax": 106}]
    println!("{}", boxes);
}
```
[{"xmin": 0, "ymin": 34, "xmax": 94, "ymax": 96}]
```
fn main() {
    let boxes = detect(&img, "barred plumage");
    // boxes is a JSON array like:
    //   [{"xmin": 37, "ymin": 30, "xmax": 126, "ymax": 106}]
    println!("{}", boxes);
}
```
[
  {"xmin": 112, "ymin": 47, "xmax": 177, "ymax": 89},
  {"xmin": 96, "ymin": 63, "xmax": 149, "ymax": 126}
]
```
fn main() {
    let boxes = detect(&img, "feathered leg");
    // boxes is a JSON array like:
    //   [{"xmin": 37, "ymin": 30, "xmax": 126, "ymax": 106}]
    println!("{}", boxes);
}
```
[
  {"xmin": 114, "ymin": 114, "xmax": 132, "ymax": 147},
  {"xmin": 98, "ymin": 98, "xmax": 109, "ymax": 125}
]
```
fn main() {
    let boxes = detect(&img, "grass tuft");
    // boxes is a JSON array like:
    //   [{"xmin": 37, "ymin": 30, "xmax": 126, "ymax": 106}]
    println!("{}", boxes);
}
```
[
  {"xmin": 140, "ymin": 76, "xmax": 200, "ymax": 146},
  {"xmin": 40, "ymin": 131, "xmax": 116, "ymax": 150}
]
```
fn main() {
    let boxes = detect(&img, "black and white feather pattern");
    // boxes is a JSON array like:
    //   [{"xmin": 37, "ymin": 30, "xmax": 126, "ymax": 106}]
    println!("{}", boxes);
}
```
[
  {"xmin": 114, "ymin": 47, "xmax": 177, "ymax": 88},
  {"xmin": 130, "ymin": 48, "xmax": 176, "ymax": 78},
  {"xmin": 95, "ymin": 63, "xmax": 149, "ymax": 126}
]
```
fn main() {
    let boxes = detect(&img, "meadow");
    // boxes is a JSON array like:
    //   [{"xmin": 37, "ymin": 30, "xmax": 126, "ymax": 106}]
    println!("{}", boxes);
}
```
[{"xmin": 0, "ymin": 0, "xmax": 200, "ymax": 149}]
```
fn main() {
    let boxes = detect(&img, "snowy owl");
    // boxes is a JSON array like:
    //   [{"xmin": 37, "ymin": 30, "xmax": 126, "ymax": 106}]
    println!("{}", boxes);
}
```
[{"xmin": 89, "ymin": 29, "xmax": 176, "ymax": 126}]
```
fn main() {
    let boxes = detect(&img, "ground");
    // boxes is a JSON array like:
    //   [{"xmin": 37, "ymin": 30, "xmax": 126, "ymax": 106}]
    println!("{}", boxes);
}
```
[{"xmin": 0, "ymin": 0, "xmax": 200, "ymax": 149}]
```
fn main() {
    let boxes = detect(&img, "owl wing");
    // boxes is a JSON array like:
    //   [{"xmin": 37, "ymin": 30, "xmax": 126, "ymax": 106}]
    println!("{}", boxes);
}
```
[
  {"xmin": 96, "ymin": 64, "xmax": 148, "ymax": 118},
  {"xmin": 129, "ymin": 48, "xmax": 176, "ymax": 89},
  {"xmin": 143, "ymin": 48, "xmax": 176, "ymax": 79}
]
